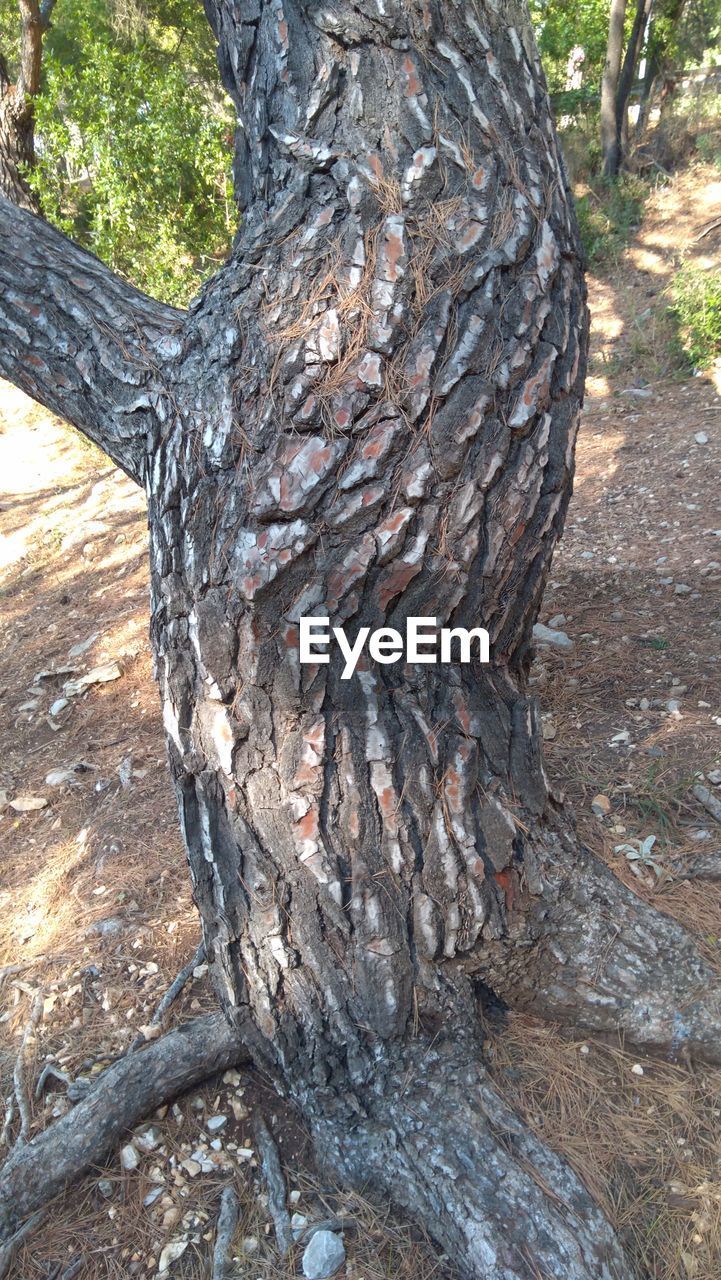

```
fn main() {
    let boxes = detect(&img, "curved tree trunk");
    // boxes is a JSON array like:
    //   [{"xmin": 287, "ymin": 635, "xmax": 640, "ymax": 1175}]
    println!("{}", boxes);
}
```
[{"xmin": 3, "ymin": 1, "xmax": 721, "ymax": 1275}]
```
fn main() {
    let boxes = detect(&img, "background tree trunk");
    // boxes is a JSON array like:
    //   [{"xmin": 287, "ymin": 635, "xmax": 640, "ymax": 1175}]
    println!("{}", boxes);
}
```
[
  {"xmin": 0, "ymin": 0, "xmax": 56, "ymax": 211},
  {"xmin": 4, "ymin": 0, "xmax": 721, "ymax": 1274},
  {"xmin": 612, "ymin": 0, "xmax": 653, "ymax": 172},
  {"xmin": 601, "ymin": 0, "xmax": 628, "ymax": 175}
]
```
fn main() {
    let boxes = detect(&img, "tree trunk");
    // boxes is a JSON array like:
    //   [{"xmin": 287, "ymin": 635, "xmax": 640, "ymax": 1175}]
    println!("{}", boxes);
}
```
[
  {"xmin": 4, "ymin": 1, "xmax": 721, "ymax": 1274},
  {"xmin": 635, "ymin": 0, "xmax": 686, "ymax": 139},
  {"xmin": 0, "ymin": 0, "xmax": 56, "ymax": 211},
  {"xmin": 612, "ymin": 0, "xmax": 653, "ymax": 173},
  {"xmin": 601, "ymin": 0, "xmax": 628, "ymax": 176}
]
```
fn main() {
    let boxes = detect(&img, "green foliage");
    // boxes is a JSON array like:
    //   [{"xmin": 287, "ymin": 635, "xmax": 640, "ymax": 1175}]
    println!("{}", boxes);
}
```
[
  {"xmin": 25, "ymin": 0, "xmax": 234, "ymax": 306},
  {"xmin": 669, "ymin": 264, "xmax": 721, "ymax": 368},
  {"xmin": 529, "ymin": 0, "xmax": 613, "ymax": 97},
  {"xmin": 574, "ymin": 174, "xmax": 648, "ymax": 265}
]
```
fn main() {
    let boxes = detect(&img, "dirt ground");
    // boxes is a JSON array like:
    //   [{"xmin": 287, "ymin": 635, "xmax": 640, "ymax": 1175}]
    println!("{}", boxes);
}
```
[{"xmin": 1, "ymin": 159, "xmax": 721, "ymax": 1280}]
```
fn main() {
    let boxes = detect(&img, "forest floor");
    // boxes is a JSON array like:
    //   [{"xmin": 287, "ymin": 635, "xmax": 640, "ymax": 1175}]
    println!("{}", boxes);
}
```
[{"xmin": 1, "ymin": 158, "xmax": 721, "ymax": 1280}]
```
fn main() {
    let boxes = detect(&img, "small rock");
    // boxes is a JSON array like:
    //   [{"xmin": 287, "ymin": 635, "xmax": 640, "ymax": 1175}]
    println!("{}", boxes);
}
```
[
  {"xmin": 547, "ymin": 613, "xmax": 567, "ymax": 629},
  {"xmin": 64, "ymin": 661, "xmax": 122, "ymax": 697},
  {"xmin": 45, "ymin": 767, "xmax": 82, "ymax": 786},
  {"xmin": 136, "ymin": 1127, "xmax": 161, "ymax": 1153},
  {"xmin": 639, "ymin": 698, "xmax": 650, "ymax": 711},
  {"xmin": 158, "ymin": 1240, "xmax": 188, "ymax": 1273},
  {"xmin": 207, "ymin": 1115, "xmax": 227, "ymax": 1133},
  {"xmin": 9, "ymin": 795, "xmax": 47, "ymax": 813},
  {"xmin": 68, "ymin": 632, "xmax": 100, "ymax": 658},
  {"xmin": 674, "ymin": 583, "xmax": 691, "ymax": 595},
  {"xmin": 695, "ymin": 432, "xmax": 709, "ymax": 444},
  {"xmin": 707, "ymin": 770, "xmax": 721, "ymax": 786},
  {"xmin": 667, "ymin": 700, "xmax": 681, "ymax": 715},
  {"xmin": 85, "ymin": 916, "xmax": 124, "ymax": 939},
  {"xmin": 292, "ymin": 1213, "xmax": 309, "ymax": 1240},
  {"xmin": 120, "ymin": 1143, "xmax": 139, "ymax": 1171},
  {"xmin": 49, "ymin": 697, "xmax": 69, "ymax": 718},
  {"xmin": 302, "ymin": 1230, "xmax": 346, "ymax": 1279},
  {"xmin": 532, "ymin": 623, "xmax": 574, "ymax": 650},
  {"xmin": 631, "ymin": 1064, "xmax": 644, "ymax": 1076},
  {"xmin": 591, "ymin": 794, "xmax": 611, "ymax": 817},
  {"xmin": 97, "ymin": 1179, "xmax": 114, "ymax": 1199},
  {"xmin": 241, "ymin": 1237, "xmax": 259, "ymax": 1255}
]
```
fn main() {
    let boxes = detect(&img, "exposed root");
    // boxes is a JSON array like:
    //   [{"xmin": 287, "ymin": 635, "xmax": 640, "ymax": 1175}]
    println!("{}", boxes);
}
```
[
  {"xmin": 12, "ymin": 991, "xmax": 43, "ymax": 1147},
  {"xmin": 212, "ymin": 1185, "xmax": 241, "ymax": 1280},
  {"xmin": 253, "ymin": 1114, "xmax": 292, "ymax": 1256},
  {"xmin": 479, "ymin": 833, "xmax": 721, "ymax": 1063},
  {"xmin": 313, "ymin": 1033, "xmax": 633, "ymax": 1280},
  {"xmin": 0, "ymin": 1012, "xmax": 247, "ymax": 1243}
]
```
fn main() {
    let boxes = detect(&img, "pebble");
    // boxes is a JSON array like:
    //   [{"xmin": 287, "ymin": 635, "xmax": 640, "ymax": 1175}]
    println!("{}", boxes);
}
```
[
  {"xmin": 674, "ymin": 583, "xmax": 691, "ymax": 594},
  {"xmin": 206, "ymin": 1114, "xmax": 227, "ymax": 1132},
  {"xmin": 547, "ymin": 613, "xmax": 567, "ymax": 629},
  {"xmin": 532, "ymin": 623, "xmax": 574, "ymax": 650},
  {"xmin": 302, "ymin": 1230, "xmax": 346, "ymax": 1279},
  {"xmin": 591, "ymin": 794, "xmax": 612, "ymax": 817},
  {"xmin": 158, "ymin": 1240, "xmax": 188, "ymax": 1273},
  {"xmin": 695, "ymin": 432, "xmax": 709, "ymax": 444},
  {"xmin": 707, "ymin": 770, "xmax": 721, "ymax": 786},
  {"xmin": 120, "ymin": 1144, "xmax": 139, "ymax": 1171}
]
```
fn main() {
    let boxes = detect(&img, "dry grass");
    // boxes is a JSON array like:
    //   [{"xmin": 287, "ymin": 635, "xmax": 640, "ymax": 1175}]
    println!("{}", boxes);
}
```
[{"xmin": 486, "ymin": 1017, "xmax": 721, "ymax": 1280}]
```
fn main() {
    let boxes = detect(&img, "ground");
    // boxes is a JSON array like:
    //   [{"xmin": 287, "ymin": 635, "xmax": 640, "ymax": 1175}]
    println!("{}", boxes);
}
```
[{"xmin": 1, "ymin": 159, "xmax": 721, "ymax": 1280}]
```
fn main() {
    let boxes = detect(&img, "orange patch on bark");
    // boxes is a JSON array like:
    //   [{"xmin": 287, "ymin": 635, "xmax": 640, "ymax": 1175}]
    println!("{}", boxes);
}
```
[
  {"xmin": 402, "ymin": 55, "xmax": 422, "ymax": 96},
  {"xmin": 377, "ymin": 561, "xmax": 421, "ymax": 610}
]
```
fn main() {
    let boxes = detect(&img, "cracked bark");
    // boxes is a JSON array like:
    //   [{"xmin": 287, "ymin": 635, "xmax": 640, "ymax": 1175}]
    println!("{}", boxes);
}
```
[{"xmin": 2, "ymin": 1, "xmax": 721, "ymax": 1275}]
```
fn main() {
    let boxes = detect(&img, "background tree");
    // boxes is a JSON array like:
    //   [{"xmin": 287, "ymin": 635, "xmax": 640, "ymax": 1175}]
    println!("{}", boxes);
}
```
[
  {"xmin": 3, "ymin": 1, "xmax": 721, "ymax": 1276},
  {"xmin": 0, "ymin": 0, "xmax": 55, "ymax": 209}
]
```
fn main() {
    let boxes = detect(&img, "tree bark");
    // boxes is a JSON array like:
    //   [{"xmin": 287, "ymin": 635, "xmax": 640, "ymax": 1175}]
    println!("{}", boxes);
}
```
[
  {"xmin": 0, "ymin": 193, "xmax": 182, "ymax": 483},
  {"xmin": 601, "ymin": 0, "xmax": 628, "ymax": 176},
  {"xmin": 0, "ymin": 1, "xmax": 56, "ymax": 211},
  {"xmin": 4, "ymin": 0, "xmax": 721, "ymax": 1274}
]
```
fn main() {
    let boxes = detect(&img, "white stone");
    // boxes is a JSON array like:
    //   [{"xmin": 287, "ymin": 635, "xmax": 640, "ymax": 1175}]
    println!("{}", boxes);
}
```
[{"xmin": 302, "ymin": 1230, "xmax": 346, "ymax": 1279}]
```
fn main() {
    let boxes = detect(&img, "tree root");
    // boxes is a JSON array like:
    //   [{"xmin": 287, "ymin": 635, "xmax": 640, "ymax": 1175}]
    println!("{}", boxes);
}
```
[
  {"xmin": 314, "ymin": 1033, "xmax": 632, "ymax": 1280},
  {"xmin": 0, "ymin": 1013, "xmax": 247, "ymax": 1243},
  {"xmin": 212, "ymin": 1185, "xmax": 240, "ymax": 1280},
  {"xmin": 479, "ymin": 834, "xmax": 721, "ymax": 1063}
]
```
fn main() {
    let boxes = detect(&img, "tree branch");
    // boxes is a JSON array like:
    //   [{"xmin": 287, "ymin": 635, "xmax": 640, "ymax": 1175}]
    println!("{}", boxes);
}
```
[{"xmin": 0, "ymin": 196, "xmax": 184, "ymax": 484}]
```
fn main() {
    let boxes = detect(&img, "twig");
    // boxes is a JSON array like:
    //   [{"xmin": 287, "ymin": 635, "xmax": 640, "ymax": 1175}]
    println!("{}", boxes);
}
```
[
  {"xmin": 128, "ymin": 940, "xmax": 205, "ymax": 1052},
  {"xmin": 212, "ymin": 1184, "xmax": 240, "ymax": 1280},
  {"xmin": 0, "ymin": 1209, "xmax": 45, "ymax": 1280},
  {"xmin": 253, "ymin": 1114, "xmax": 293, "ymax": 1256},
  {"xmin": 693, "ymin": 784, "xmax": 721, "ymax": 825},
  {"xmin": 13, "ymin": 992, "xmax": 44, "ymax": 1146},
  {"xmin": 696, "ymin": 216, "xmax": 721, "ymax": 242},
  {"xmin": 668, "ymin": 852, "xmax": 721, "ymax": 882},
  {"xmin": 34, "ymin": 1064, "xmax": 73, "ymax": 1100}
]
